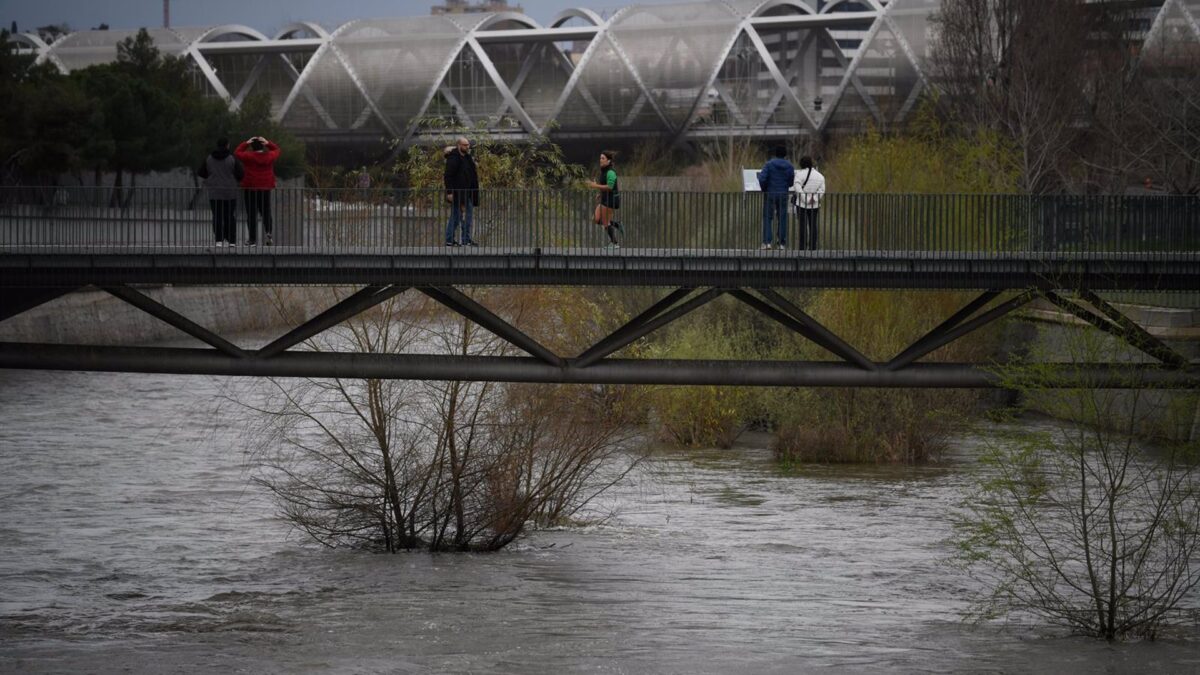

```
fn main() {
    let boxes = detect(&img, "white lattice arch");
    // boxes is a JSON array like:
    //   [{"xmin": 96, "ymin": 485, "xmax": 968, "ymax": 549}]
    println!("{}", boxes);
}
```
[
  {"xmin": 474, "ymin": 12, "xmax": 542, "ymax": 31},
  {"xmin": 748, "ymin": 0, "xmax": 818, "ymax": 17},
  {"xmin": 549, "ymin": 8, "xmax": 606, "ymax": 28},
  {"xmin": 274, "ymin": 21, "xmax": 331, "ymax": 40}
]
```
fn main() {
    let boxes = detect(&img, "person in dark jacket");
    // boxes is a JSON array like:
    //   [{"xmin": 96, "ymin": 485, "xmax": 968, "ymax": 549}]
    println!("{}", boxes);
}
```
[
  {"xmin": 443, "ymin": 136, "xmax": 479, "ymax": 247},
  {"xmin": 235, "ymin": 136, "xmax": 281, "ymax": 246},
  {"xmin": 197, "ymin": 137, "xmax": 244, "ymax": 247},
  {"xmin": 757, "ymin": 146, "xmax": 795, "ymax": 250}
]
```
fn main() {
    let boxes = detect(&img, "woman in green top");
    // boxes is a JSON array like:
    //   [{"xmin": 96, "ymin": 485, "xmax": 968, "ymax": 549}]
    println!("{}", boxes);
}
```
[{"xmin": 586, "ymin": 150, "xmax": 621, "ymax": 248}]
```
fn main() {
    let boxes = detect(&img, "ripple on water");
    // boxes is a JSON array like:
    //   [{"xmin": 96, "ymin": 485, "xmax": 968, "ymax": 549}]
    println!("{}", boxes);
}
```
[{"xmin": 1, "ymin": 369, "xmax": 1198, "ymax": 673}]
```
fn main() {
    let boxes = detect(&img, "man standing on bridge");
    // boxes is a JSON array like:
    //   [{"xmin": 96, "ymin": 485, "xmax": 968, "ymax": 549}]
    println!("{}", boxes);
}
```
[
  {"xmin": 444, "ymin": 136, "xmax": 480, "ymax": 247},
  {"xmin": 758, "ymin": 146, "xmax": 795, "ymax": 250}
]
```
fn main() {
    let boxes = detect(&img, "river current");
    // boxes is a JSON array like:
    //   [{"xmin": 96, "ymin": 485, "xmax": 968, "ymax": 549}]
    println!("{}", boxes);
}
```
[{"xmin": 1, "ymin": 367, "xmax": 1198, "ymax": 673}]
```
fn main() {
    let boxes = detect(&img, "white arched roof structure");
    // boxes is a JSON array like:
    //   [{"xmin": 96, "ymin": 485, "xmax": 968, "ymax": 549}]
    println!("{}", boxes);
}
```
[{"xmin": 8, "ymin": 2, "xmax": 1187, "ymax": 144}]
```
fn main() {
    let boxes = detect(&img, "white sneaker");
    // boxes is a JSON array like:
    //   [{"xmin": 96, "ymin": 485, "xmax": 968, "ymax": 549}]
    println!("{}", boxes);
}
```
[
  {"xmin": 216, "ymin": 241, "xmax": 227, "ymax": 247},
  {"xmin": 760, "ymin": 243, "xmax": 772, "ymax": 250}
]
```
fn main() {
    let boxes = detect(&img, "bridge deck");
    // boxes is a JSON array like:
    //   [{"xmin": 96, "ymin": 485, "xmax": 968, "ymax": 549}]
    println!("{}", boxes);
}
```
[{"xmin": 2, "ymin": 246, "xmax": 1196, "ymax": 289}]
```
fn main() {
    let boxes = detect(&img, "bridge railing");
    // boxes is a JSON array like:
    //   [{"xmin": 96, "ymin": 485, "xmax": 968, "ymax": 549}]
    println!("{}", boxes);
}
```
[{"xmin": 0, "ymin": 186, "xmax": 1197, "ymax": 256}]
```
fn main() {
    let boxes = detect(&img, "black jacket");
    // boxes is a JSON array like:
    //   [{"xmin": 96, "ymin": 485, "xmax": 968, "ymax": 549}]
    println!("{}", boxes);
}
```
[{"xmin": 444, "ymin": 150, "xmax": 480, "ymax": 207}]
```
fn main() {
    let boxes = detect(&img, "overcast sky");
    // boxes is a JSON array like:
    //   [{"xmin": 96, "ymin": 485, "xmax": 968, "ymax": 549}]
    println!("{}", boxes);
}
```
[{"xmin": 0, "ymin": 0, "xmax": 684, "ymax": 34}]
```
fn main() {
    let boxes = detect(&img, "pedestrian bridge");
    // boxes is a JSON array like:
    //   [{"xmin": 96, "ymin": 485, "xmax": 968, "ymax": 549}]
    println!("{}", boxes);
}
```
[{"xmin": 2, "ymin": 187, "xmax": 1197, "ymax": 387}]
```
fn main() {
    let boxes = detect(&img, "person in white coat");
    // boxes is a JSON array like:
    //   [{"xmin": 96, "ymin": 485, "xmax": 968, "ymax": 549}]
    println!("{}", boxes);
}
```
[{"xmin": 792, "ymin": 156, "xmax": 825, "ymax": 251}]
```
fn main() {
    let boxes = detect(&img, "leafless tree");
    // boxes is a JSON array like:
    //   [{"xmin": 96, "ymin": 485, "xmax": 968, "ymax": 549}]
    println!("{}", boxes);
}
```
[
  {"xmin": 245, "ymin": 287, "xmax": 644, "ymax": 552},
  {"xmin": 955, "ymin": 328, "xmax": 1200, "ymax": 641},
  {"xmin": 1128, "ymin": 26, "xmax": 1200, "ymax": 194},
  {"xmin": 930, "ymin": 0, "xmax": 1094, "ymax": 193}
]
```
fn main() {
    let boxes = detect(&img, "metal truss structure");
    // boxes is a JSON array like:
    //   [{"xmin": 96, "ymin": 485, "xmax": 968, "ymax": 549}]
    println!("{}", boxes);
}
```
[
  {"xmin": 11, "ymin": 1, "xmax": 1198, "ymax": 145},
  {"xmin": 1, "ymin": 283, "xmax": 1195, "ymax": 388},
  {"xmin": 8, "ymin": 0, "xmax": 931, "ymax": 143}
]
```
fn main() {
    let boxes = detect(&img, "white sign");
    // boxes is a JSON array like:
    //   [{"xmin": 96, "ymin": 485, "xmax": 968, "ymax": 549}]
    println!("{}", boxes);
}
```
[{"xmin": 742, "ymin": 169, "xmax": 761, "ymax": 192}]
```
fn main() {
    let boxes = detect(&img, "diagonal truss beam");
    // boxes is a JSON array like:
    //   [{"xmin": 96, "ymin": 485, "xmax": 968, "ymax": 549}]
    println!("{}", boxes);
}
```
[
  {"xmin": 886, "ymin": 289, "xmax": 1040, "ymax": 371},
  {"xmin": 1044, "ymin": 290, "xmax": 1189, "ymax": 368},
  {"xmin": 575, "ymin": 288, "xmax": 726, "ymax": 368},
  {"xmin": 421, "ymin": 286, "xmax": 563, "ymax": 367},
  {"xmin": 730, "ymin": 289, "xmax": 872, "ymax": 370},
  {"xmin": 102, "ymin": 286, "xmax": 248, "ymax": 359},
  {"xmin": 754, "ymin": 288, "xmax": 877, "ymax": 371},
  {"xmin": 257, "ymin": 285, "xmax": 408, "ymax": 359},
  {"xmin": 886, "ymin": 290, "xmax": 1002, "ymax": 371},
  {"xmin": 575, "ymin": 288, "xmax": 696, "ymax": 365}
]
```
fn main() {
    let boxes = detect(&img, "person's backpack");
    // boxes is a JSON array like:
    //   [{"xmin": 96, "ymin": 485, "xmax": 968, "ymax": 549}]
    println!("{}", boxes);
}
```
[{"xmin": 793, "ymin": 167, "xmax": 814, "ymax": 207}]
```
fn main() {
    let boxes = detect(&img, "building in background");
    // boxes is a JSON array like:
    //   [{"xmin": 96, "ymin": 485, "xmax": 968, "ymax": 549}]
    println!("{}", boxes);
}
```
[{"xmin": 432, "ymin": 0, "xmax": 524, "ymax": 15}]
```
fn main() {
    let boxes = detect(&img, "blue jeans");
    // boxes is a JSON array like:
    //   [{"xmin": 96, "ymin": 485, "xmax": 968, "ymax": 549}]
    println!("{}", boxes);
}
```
[
  {"xmin": 445, "ymin": 201, "xmax": 473, "ymax": 244},
  {"xmin": 762, "ymin": 193, "xmax": 788, "ymax": 245}
]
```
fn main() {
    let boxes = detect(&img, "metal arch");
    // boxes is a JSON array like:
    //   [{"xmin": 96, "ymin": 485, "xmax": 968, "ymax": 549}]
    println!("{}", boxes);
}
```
[
  {"xmin": 592, "ymin": 6, "xmax": 680, "ymax": 134},
  {"xmin": 182, "ymin": 25, "xmax": 268, "ymax": 107},
  {"xmin": 755, "ymin": 27, "xmax": 822, "ymax": 126},
  {"xmin": 186, "ymin": 46, "xmax": 236, "ymax": 104},
  {"xmin": 544, "ymin": 6, "xmax": 625, "ymax": 132},
  {"xmin": 744, "ymin": 24, "xmax": 820, "ymax": 131},
  {"xmin": 494, "ymin": 40, "xmax": 613, "ymax": 128},
  {"xmin": 21, "ymin": 31, "xmax": 69, "ymax": 74},
  {"xmin": 879, "ymin": 7, "xmax": 931, "ymax": 89},
  {"xmin": 549, "ymin": 8, "xmax": 605, "ymax": 28},
  {"xmin": 821, "ymin": 0, "xmax": 885, "ymax": 13},
  {"xmin": 464, "ymin": 36, "xmax": 540, "ymax": 134},
  {"xmin": 1180, "ymin": 0, "xmax": 1200, "ymax": 40},
  {"xmin": 1144, "ymin": 0, "xmax": 1200, "ymax": 53},
  {"xmin": 748, "ymin": 0, "xmax": 820, "ymax": 17},
  {"xmin": 328, "ymin": 41, "xmax": 403, "ymax": 137},
  {"xmin": 816, "ymin": 13, "xmax": 887, "ymax": 132},
  {"xmin": 192, "ymin": 24, "xmax": 270, "ymax": 44},
  {"xmin": 473, "ymin": 11, "xmax": 543, "ymax": 32},
  {"xmin": 671, "ymin": 21, "xmax": 755, "ymax": 144},
  {"xmin": 399, "ymin": 19, "xmax": 492, "ymax": 146},
  {"xmin": 279, "ymin": 17, "xmax": 402, "ymax": 133},
  {"xmin": 273, "ymin": 21, "xmax": 331, "ymax": 40}
]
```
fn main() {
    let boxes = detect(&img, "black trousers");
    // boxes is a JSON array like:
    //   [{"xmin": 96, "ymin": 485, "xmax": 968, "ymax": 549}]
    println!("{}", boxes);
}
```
[
  {"xmin": 209, "ymin": 199, "xmax": 237, "ymax": 243},
  {"xmin": 244, "ymin": 189, "xmax": 272, "ymax": 244},
  {"xmin": 797, "ymin": 208, "xmax": 819, "ymax": 250}
]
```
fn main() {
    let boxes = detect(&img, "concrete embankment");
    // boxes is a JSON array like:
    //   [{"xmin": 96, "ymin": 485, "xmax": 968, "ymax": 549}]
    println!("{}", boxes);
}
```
[
  {"xmin": 0, "ymin": 286, "xmax": 334, "ymax": 345},
  {"xmin": 1016, "ymin": 299, "xmax": 1200, "ymax": 442}
]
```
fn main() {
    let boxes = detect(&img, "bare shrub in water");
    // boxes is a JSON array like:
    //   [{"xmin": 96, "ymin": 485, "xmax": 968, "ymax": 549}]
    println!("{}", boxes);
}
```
[
  {"xmin": 771, "ymin": 290, "xmax": 998, "ymax": 464},
  {"xmin": 644, "ymin": 305, "xmax": 763, "ymax": 449},
  {"xmin": 954, "ymin": 328, "xmax": 1200, "ymax": 641},
  {"xmin": 247, "ymin": 287, "xmax": 643, "ymax": 552}
]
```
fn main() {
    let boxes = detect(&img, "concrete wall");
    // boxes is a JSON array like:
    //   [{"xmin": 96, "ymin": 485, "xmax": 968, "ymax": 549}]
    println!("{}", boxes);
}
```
[{"xmin": 1016, "ymin": 299, "xmax": 1200, "ymax": 443}]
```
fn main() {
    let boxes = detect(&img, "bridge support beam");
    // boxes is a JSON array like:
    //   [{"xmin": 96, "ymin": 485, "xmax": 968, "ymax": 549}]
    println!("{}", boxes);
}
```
[{"xmin": 0, "ymin": 343, "xmax": 1196, "ymax": 388}]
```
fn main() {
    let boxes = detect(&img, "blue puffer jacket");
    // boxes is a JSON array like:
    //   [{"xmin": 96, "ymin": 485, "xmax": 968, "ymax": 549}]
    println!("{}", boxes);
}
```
[{"xmin": 757, "ymin": 158, "xmax": 795, "ymax": 194}]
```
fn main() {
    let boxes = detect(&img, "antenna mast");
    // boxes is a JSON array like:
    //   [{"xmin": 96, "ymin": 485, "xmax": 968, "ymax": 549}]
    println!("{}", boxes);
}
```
[{"xmin": 163, "ymin": 0, "xmax": 170, "ymax": 28}]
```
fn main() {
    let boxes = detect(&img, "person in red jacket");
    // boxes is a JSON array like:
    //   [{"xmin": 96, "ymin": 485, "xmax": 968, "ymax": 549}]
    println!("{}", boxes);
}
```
[{"xmin": 235, "ymin": 136, "xmax": 281, "ymax": 246}]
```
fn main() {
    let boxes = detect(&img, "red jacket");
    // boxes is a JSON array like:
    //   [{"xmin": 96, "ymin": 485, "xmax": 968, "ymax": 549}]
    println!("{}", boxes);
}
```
[{"xmin": 234, "ymin": 141, "xmax": 281, "ymax": 189}]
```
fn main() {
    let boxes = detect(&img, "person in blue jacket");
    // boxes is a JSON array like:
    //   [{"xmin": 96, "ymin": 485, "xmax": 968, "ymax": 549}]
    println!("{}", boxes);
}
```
[{"xmin": 757, "ymin": 146, "xmax": 795, "ymax": 250}]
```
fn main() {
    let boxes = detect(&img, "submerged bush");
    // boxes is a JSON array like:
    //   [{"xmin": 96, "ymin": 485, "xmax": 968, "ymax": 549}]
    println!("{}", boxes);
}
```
[
  {"xmin": 770, "ymin": 290, "xmax": 1000, "ymax": 464},
  {"xmin": 645, "ymin": 308, "xmax": 763, "ymax": 449}
]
